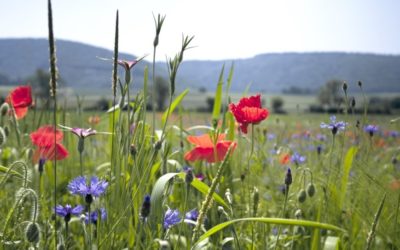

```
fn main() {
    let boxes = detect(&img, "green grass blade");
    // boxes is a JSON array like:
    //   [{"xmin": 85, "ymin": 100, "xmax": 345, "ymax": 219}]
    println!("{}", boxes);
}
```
[
  {"xmin": 194, "ymin": 217, "xmax": 345, "ymax": 248},
  {"xmin": 339, "ymin": 146, "xmax": 358, "ymax": 210},
  {"xmin": 212, "ymin": 64, "xmax": 225, "ymax": 121},
  {"xmin": 149, "ymin": 172, "xmax": 180, "ymax": 230},
  {"xmin": 162, "ymin": 89, "xmax": 189, "ymax": 126}
]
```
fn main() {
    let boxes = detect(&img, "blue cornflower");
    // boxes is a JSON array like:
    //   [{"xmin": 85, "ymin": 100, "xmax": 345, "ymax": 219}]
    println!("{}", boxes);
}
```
[
  {"xmin": 291, "ymin": 152, "xmax": 306, "ymax": 165},
  {"xmin": 55, "ymin": 204, "xmax": 84, "ymax": 222},
  {"xmin": 163, "ymin": 208, "xmax": 181, "ymax": 229},
  {"xmin": 389, "ymin": 131, "xmax": 399, "ymax": 138},
  {"xmin": 140, "ymin": 195, "xmax": 151, "ymax": 220},
  {"xmin": 364, "ymin": 125, "xmax": 379, "ymax": 137},
  {"xmin": 84, "ymin": 208, "xmax": 107, "ymax": 225},
  {"xmin": 320, "ymin": 116, "xmax": 346, "ymax": 135},
  {"xmin": 68, "ymin": 176, "xmax": 108, "ymax": 204},
  {"xmin": 185, "ymin": 209, "xmax": 199, "ymax": 222}
]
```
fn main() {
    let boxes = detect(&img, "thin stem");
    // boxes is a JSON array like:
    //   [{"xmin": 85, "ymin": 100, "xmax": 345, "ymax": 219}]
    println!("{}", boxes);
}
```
[{"xmin": 274, "ymin": 184, "xmax": 290, "ymax": 250}]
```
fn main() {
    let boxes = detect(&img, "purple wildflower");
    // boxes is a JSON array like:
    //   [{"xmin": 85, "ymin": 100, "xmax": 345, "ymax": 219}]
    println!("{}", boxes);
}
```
[
  {"xmin": 389, "ymin": 131, "xmax": 399, "ymax": 138},
  {"xmin": 55, "ymin": 204, "xmax": 84, "ymax": 222},
  {"xmin": 164, "ymin": 208, "xmax": 181, "ymax": 229},
  {"xmin": 185, "ymin": 209, "xmax": 199, "ymax": 222},
  {"xmin": 364, "ymin": 125, "xmax": 379, "ymax": 137},
  {"xmin": 71, "ymin": 128, "xmax": 97, "ymax": 138},
  {"xmin": 320, "ymin": 116, "xmax": 347, "ymax": 135},
  {"xmin": 291, "ymin": 152, "xmax": 306, "ymax": 165},
  {"xmin": 68, "ymin": 176, "xmax": 108, "ymax": 204},
  {"xmin": 84, "ymin": 207, "xmax": 107, "ymax": 225}
]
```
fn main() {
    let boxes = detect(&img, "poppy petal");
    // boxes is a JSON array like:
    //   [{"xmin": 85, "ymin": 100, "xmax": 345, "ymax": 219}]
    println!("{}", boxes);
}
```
[
  {"xmin": 30, "ymin": 125, "xmax": 64, "ymax": 147},
  {"xmin": 14, "ymin": 106, "xmax": 29, "ymax": 120}
]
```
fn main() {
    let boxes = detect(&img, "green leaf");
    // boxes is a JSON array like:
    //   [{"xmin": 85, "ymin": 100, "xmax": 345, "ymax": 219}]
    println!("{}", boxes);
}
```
[
  {"xmin": 177, "ymin": 173, "xmax": 228, "ymax": 208},
  {"xmin": 323, "ymin": 236, "xmax": 341, "ymax": 250},
  {"xmin": 339, "ymin": 146, "xmax": 358, "ymax": 210},
  {"xmin": 212, "ymin": 65, "xmax": 225, "ymax": 121},
  {"xmin": 162, "ymin": 89, "xmax": 189, "ymax": 126},
  {"xmin": 149, "ymin": 173, "xmax": 180, "ymax": 230},
  {"xmin": 194, "ymin": 217, "xmax": 345, "ymax": 248}
]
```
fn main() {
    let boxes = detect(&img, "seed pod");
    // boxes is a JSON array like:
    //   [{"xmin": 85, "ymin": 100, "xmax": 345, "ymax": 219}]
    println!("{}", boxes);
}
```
[
  {"xmin": 297, "ymin": 189, "xmax": 307, "ymax": 203},
  {"xmin": 307, "ymin": 183, "xmax": 316, "ymax": 197},
  {"xmin": 57, "ymin": 243, "xmax": 66, "ymax": 250},
  {"xmin": 25, "ymin": 222, "xmax": 40, "ymax": 244}
]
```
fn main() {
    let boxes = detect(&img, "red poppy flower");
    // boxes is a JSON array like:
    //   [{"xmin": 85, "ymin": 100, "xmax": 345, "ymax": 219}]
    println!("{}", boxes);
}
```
[
  {"xmin": 279, "ymin": 153, "xmax": 290, "ymax": 165},
  {"xmin": 229, "ymin": 94, "xmax": 269, "ymax": 133},
  {"xmin": 184, "ymin": 134, "xmax": 236, "ymax": 163},
  {"xmin": 6, "ymin": 85, "xmax": 33, "ymax": 119},
  {"xmin": 30, "ymin": 125, "xmax": 64, "ymax": 147},
  {"xmin": 33, "ymin": 142, "xmax": 69, "ymax": 162},
  {"xmin": 30, "ymin": 125, "xmax": 68, "ymax": 162}
]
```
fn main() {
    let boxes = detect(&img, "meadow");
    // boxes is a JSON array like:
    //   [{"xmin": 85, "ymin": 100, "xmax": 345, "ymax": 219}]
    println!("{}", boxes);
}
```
[{"xmin": 1, "ymin": 2, "xmax": 400, "ymax": 250}]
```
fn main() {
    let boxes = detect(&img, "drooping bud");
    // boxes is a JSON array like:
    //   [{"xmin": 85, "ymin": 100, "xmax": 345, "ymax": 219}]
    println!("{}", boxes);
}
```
[
  {"xmin": 307, "ymin": 183, "xmax": 316, "ymax": 197},
  {"xmin": 0, "ymin": 102, "xmax": 9, "ymax": 117},
  {"xmin": 297, "ymin": 189, "xmax": 307, "ymax": 203},
  {"xmin": 25, "ymin": 222, "xmax": 40, "ymax": 244}
]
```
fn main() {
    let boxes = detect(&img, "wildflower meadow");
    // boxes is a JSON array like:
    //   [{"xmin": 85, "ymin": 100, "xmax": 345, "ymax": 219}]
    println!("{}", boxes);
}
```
[{"xmin": 1, "ymin": 1, "xmax": 400, "ymax": 250}]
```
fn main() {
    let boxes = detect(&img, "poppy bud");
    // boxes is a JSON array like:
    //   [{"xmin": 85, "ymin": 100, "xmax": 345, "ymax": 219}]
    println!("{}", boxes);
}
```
[
  {"xmin": 3, "ymin": 125, "xmax": 9, "ymax": 136},
  {"xmin": 307, "ymin": 183, "xmax": 316, "ymax": 197},
  {"xmin": 0, "ymin": 102, "xmax": 9, "ymax": 117},
  {"xmin": 297, "ymin": 189, "xmax": 307, "ymax": 203},
  {"xmin": 25, "ymin": 222, "xmax": 40, "ymax": 244}
]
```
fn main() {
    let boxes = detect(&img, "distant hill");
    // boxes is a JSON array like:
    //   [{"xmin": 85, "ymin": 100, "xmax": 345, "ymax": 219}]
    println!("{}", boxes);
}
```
[{"xmin": 1, "ymin": 38, "xmax": 400, "ymax": 94}]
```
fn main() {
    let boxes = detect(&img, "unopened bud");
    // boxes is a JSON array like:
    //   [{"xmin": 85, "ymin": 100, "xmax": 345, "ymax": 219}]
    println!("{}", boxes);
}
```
[
  {"xmin": 307, "ymin": 183, "xmax": 316, "ymax": 197},
  {"xmin": 3, "ymin": 125, "xmax": 9, "ymax": 137},
  {"xmin": 130, "ymin": 144, "xmax": 137, "ymax": 157},
  {"xmin": 240, "ymin": 173, "xmax": 246, "ymax": 182},
  {"xmin": 342, "ymin": 82, "xmax": 348, "ymax": 92},
  {"xmin": 185, "ymin": 169, "xmax": 194, "ymax": 184},
  {"xmin": 297, "ymin": 189, "xmax": 307, "ymax": 203},
  {"xmin": 25, "ymin": 222, "xmax": 40, "ymax": 244},
  {"xmin": 285, "ymin": 168, "xmax": 292, "ymax": 186},
  {"xmin": 0, "ymin": 102, "xmax": 9, "ymax": 117},
  {"xmin": 154, "ymin": 140, "xmax": 163, "ymax": 151},
  {"xmin": 358, "ymin": 81, "xmax": 362, "ymax": 87},
  {"xmin": 351, "ymin": 97, "xmax": 356, "ymax": 108}
]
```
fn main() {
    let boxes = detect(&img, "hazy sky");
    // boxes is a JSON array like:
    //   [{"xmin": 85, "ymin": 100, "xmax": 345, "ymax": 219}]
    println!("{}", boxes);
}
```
[{"xmin": 1, "ymin": 0, "xmax": 399, "ymax": 61}]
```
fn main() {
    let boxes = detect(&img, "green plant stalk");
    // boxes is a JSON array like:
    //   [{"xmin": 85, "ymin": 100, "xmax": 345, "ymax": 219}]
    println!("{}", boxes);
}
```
[
  {"xmin": 366, "ymin": 193, "xmax": 386, "ymax": 250},
  {"xmin": 192, "ymin": 145, "xmax": 233, "ymax": 242},
  {"xmin": 274, "ymin": 184, "xmax": 290, "ymax": 250},
  {"xmin": 392, "ymin": 193, "xmax": 400, "ymax": 250},
  {"xmin": 152, "ymin": 45, "xmax": 157, "ymax": 141}
]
